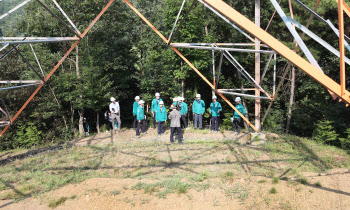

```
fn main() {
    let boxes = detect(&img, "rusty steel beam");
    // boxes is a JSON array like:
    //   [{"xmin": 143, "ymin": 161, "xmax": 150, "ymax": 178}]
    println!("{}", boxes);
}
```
[
  {"xmin": 338, "ymin": 0, "xmax": 346, "ymax": 98},
  {"xmin": 201, "ymin": 0, "xmax": 350, "ymax": 104}
]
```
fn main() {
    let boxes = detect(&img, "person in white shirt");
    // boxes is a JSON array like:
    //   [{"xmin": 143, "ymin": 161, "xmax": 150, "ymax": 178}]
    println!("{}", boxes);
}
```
[{"xmin": 109, "ymin": 97, "xmax": 121, "ymax": 133}]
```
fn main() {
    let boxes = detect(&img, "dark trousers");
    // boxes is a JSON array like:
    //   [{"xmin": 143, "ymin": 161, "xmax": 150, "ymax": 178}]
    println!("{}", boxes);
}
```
[
  {"xmin": 108, "ymin": 121, "xmax": 113, "ymax": 131},
  {"xmin": 133, "ymin": 115, "xmax": 137, "ymax": 129},
  {"xmin": 157, "ymin": 121, "xmax": 165, "ymax": 134},
  {"xmin": 181, "ymin": 115, "xmax": 188, "ymax": 128},
  {"xmin": 136, "ymin": 120, "xmax": 147, "ymax": 136},
  {"xmin": 194, "ymin": 114, "xmax": 203, "ymax": 129},
  {"xmin": 232, "ymin": 118, "xmax": 241, "ymax": 133},
  {"xmin": 153, "ymin": 112, "xmax": 156, "ymax": 128},
  {"xmin": 211, "ymin": 116, "xmax": 220, "ymax": 131},
  {"xmin": 170, "ymin": 127, "xmax": 182, "ymax": 143}
]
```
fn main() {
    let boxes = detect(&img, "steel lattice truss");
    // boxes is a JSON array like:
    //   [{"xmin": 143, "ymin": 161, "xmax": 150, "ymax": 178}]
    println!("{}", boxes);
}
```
[{"xmin": 0, "ymin": 0, "xmax": 349, "ymax": 136}]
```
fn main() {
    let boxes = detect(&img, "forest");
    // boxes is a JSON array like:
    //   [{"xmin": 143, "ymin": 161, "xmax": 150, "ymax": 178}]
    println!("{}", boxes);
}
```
[{"xmin": 0, "ymin": 0, "xmax": 349, "ymax": 150}]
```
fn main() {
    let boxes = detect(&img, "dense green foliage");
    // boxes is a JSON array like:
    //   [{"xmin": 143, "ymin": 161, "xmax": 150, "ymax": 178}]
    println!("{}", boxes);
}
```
[{"xmin": 0, "ymin": 0, "xmax": 349, "ymax": 149}]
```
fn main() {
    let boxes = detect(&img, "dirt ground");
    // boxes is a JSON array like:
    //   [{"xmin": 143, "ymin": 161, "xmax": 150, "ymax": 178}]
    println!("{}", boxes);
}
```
[{"xmin": 0, "ymin": 129, "xmax": 350, "ymax": 209}]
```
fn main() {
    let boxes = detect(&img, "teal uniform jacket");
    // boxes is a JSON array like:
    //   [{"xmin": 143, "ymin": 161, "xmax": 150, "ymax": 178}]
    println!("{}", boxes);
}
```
[
  {"xmin": 234, "ymin": 103, "xmax": 246, "ymax": 118},
  {"xmin": 137, "ymin": 106, "xmax": 145, "ymax": 121},
  {"xmin": 173, "ymin": 101, "xmax": 188, "ymax": 116},
  {"xmin": 192, "ymin": 99, "xmax": 205, "ymax": 114},
  {"xmin": 210, "ymin": 101, "xmax": 222, "ymax": 117},
  {"xmin": 133, "ymin": 101, "xmax": 139, "ymax": 115},
  {"xmin": 155, "ymin": 106, "xmax": 167, "ymax": 122},
  {"xmin": 151, "ymin": 98, "xmax": 163, "ymax": 112}
]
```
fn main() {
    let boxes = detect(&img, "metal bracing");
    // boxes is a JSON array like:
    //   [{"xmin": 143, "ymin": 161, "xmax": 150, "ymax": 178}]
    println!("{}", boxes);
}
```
[
  {"xmin": 167, "ymin": 0, "xmax": 197, "ymax": 44},
  {"xmin": 260, "ymin": 53, "xmax": 273, "ymax": 84},
  {"xmin": 0, "ymin": 83, "xmax": 42, "ymax": 91},
  {"xmin": 198, "ymin": 0, "xmax": 255, "ymax": 42},
  {"xmin": 288, "ymin": 17, "xmax": 350, "ymax": 65},
  {"xmin": 171, "ymin": 43, "xmax": 270, "ymax": 47},
  {"xmin": 326, "ymin": 20, "xmax": 350, "ymax": 52},
  {"xmin": 29, "ymin": 44, "xmax": 45, "ymax": 78},
  {"xmin": 0, "ymin": 0, "xmax": 32, "ymax": 20},
  {"xmin": 0, "ymin": 37, "xmax": 80, "ymax": 45},
  {"xmin": 52, "ymin": 0, "xmax": 81, "ymax": 35},
  {"xmin": 0, "ymin": 80, "xmax": 42, "ymax": 84},
  {"xmin": 0, "ymin": 43, "xmax": 22, "ymax": 61},
  {"xmin": 168, "ymin": 0, "xmax": 186, "ymax": 42},
  {"xmin": 170, "ymin": 44, "xmax": 276, "ymax": 54},
  {"xmin": 218, "ymin": 91, "xmax": 269, "ymax": 100},
  {"xmin": 215, "ymin": 51, "xmax": 223, "ymax": 89},
  {"xmin": 273, "ymin": 53, "xmax": 277, "ymax": 95},
  {"xmin": 35, "ymin": 0, "xmax": 82, "ymax": 38},
  {"xmin": 0, "ymin": 44, "xmax": 9, "ymax": 53}
]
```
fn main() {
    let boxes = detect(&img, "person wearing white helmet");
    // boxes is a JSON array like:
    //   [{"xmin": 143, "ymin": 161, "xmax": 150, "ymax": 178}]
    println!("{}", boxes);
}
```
[
  {"xmin": 192, "ymin": 94, "xmax": 205, "ymax": 129},
  {"xmin": 151, "ymin": 93, "xmax": 163, "ymax": 129},
  {"xmin": 133, "ymin": 96, "xmax": 140, "ymax": 130},
  {"xmin": 232, "ymin": 97, "xmax": 246, "ymax": 135},
  {"xmin": 109, "ymin": 97, "xmax": 121, "ymax": 133},
  {"xmin": 209, "ymin": 95, "xmax": 222, "ymax": 133},
  {"xmin": 136, "ymin": 100, "xmax": 147, "ymax": 138},
  {"xmin": 174, "ymin": 96, "xmax": 188, "ymax": 129},
  {"xmin": 155, "ymin": 100, "xmax": 167, "ymax": 137}
]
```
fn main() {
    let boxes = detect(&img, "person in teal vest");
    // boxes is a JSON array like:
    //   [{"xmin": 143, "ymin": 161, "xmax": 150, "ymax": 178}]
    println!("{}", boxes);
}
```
[
  {"xmin": 151, "ymin": 92, "xmax": 163, "ymax": 129},
  {"xmin": 192, "ymin": 94, "xmax": 205, "ymax": 129},
  {"xmin": 232, "ymin": 97, "xmax": 246, "ymax": 134},
  {"xmin": 133, "ymin": 96, "xmax": 140, "ymax": 130},
  {"xmin": 155, "ymin": 101, "xmax": 167, "ymax": 137},
  {"xmin": 136, "ymin": 100, "xmax": 147, "ymax": 138},
  {"xmin": 209, "ymin": 95, "xmax": 222, "ymax": 133},
  {"xmin": 176, "ymin": 97, "xmax": 188, "ymax": 129}
]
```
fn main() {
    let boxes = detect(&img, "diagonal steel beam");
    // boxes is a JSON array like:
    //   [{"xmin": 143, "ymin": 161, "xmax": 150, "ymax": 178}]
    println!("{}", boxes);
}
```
[
  {"xmin": 52, "ymin": 0, "xmax": 81, "ymax": 35},
  {"xmin": 168, "ymin": 0, "xmax": 186, "ymax": 42},
  {"xmin": 260, "ymin": 53, "xmax": 273, "ymax": 84},
  {"xmin": 215, "ymin": 51, "xmax": 223, "ymax": 89},
  {"xmin": 326, "ymin": 19, "xmax": 350, "ymax": 52},
  {"xmin": 170, "ymin": 44, "xmax": 275, "ymax": 53},
  {"xmin": 35, "ymin": 0, "xmax": 82, "ymax": 38},
  {"xmin": 0, "ymin": 0, "xmax": 32, "ymax": 20},
  {"xmin": 0, "ymin": 83, "xmax": 42, "ymax": 91},
  {"xmin": 30, "ymin": 44, "xmax": 45, "ymax": 78},
  {"xmin": 167, "ymin": 0, "xmax": 197, "ymax": 44}
]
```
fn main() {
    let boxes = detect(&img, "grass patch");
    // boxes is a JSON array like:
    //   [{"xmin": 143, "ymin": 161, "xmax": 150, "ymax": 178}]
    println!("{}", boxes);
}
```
[
  {"xmin": 110, "ymin": 190, "xmax": 121, "ymax": 196},
  {"xmin": 258, "ymin": 180, "xmax": 267, "ymax": 183},
  {"xmin": 272, "ymin": 177, "xmax": 279, "ymax": 184},
  {"xmin": 224, "ymin": 183, "xmax": 250, "ymax": 201},
  {"xmin": 298, "ymin": 177, "xmax": 309, "ymax": 185},
  {"xmin": 314, "ymin": 181, "xmax": 322, "ymax": 187},
  {"xmin": 270, "ymin": 187, "xmax": 277, "ymax": 194},
  {"xmin": 48, "ymin": 196, "xmax": 67, "ymax": 208}
]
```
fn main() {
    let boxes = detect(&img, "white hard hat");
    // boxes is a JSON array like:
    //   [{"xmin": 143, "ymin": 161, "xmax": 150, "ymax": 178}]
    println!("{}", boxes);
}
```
[
  {"xmin": 110, "ymin": 97, "xmax": 116, "ymax": 102},
  {"xmin": 235, "ymin": 97, "xmax": 241, "ymax": 102},
  {"xmin": 155, "ymin": 93, "xmax": 160, "ymax": 97},
  {"xmin": 212, "ymin": 95, "xmax": 217, "ymax": 100},
  {"xmin": 196, "ymin": 94, "xmax": 201, "ymax": 98},
  {"xmin": 135, "ymin": 96, "xmax": 140, "ymax": 100},
  {"xmin": 159, "ymin": 101, "xmax": 164, "ymax": 105},
  {"xmin": 173, "ymin": 97, "xmax": 178, "ymax": 102},
  {"xmin": 139, "ymin": 100, "xmax": 145, "ymax": 104},
  {"xmin": 178, "ymin": 97, "xmax": 184, "ymax": 101}
]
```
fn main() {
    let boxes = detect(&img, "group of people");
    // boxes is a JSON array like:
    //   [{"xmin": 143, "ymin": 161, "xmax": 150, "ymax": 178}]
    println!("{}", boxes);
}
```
[{"xmin": 107, "ymin": 92, "xmax": 247, "ymax": 144}]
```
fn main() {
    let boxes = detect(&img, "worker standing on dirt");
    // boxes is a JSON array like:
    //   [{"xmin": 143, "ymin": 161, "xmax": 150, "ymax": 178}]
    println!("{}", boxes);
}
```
[
  {"xmin": 151, "ymin": 93, "xmax": 163, "ymax": 129},
  {"xmin": 168, "ymin": 105, "xmax": 183, "ymax": 144},
  {"xmin": 83, "ymin": 118, "xmax": 90, "ymax": 136},
  {"xmin": 209, "ymin": 95, "xmax": 222, "ymax": 133},
  {"xmin": 136, "ymin": 100, "xmax": 147, "ymax": 138},
  {"xmin": 109, "ymin": 97, "xmax": 121, "ymax": 133},
  {"xmin": 133, "ymin": 96, "xmax": 140, "ymax": 130},
  {"xmin": 192, "ymin": 94, "xmax": 205, "ymax": 129},
  {"xmin": 177, "ymin": 97, "xmax": 188, "ymax": 129},
  {"xmin": 232, "ymin": 97, "xmax": 246, "ymax": 135},
  {"xmin": 155, "ymin": 101, "xmax": 167, "ymax": 137}
]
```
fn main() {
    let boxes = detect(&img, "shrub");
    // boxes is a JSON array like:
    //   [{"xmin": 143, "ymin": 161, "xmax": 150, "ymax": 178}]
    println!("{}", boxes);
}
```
[
  {"xmin": 15, "ymin": 122, "xmax": 42, "ymax": 148},
  {"xmin": 339, "ymin": 128, "xmax": 350, "ymax": 149},
  {"xmin": 312, "ymin": 120, "xmax": 338, "ymax": 144}
]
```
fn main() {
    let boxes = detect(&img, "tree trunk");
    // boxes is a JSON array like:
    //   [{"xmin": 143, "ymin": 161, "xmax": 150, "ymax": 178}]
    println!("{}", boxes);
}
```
[
  {"xmin": 78, "ymin": 109, "xmax": 84, "ymax": 136},
  {"xmin": 96, "ymin": 112, "xmax": 100, "ymax": 134},
  {"xmin": 76, "ymin": 45, "xmax": 84, "ymax": 136},
  {"xmin": 70, "ymin": 102, "xmax": 74, "ymax": 131},
  {"xmin": 286, "ymin": 65, "xmax": 295, "ymax": 134},
  {"xmin": 181, "ymin": 61, "xmax": 184, "ymax": 97}
]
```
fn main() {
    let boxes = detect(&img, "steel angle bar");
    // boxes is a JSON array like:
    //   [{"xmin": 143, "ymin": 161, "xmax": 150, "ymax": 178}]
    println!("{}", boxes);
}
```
[
  {"xmin": 273, "ymin": 54, "xmax": 276, "ymax": 95},
  {"xmin": 198, "ymin": 0, "xmax": 255, "ymax": 43},
  {"xmin": 0, "ymin": 43, "xmax": 22, "ymax": 61},
  {"xmin": 35, "ymin": 0, "xmax": 82, "ymax": 38},
  {"xmin": 168, "ymin": 0, "xmax": 186, "ymax": 42},
  {"xmin": 224, "ymin": 51, "xmax": 272, "ymax": 98},
  {"xmin": 171, "ymin": 44, "xmax": 275, "ymax": 53},
  {"xmin": 0, "ymin": 0, "xmax": 32, "ymax": 20},
  {"xmin": 288, "ymin": 17, "xmax": 350, "ymax": 64},
  {"xmin": 0, "ymin": 37, "xmax": 80, "ymax": 45},
  {"xmin": 0, "ymin": 37, "xmax": 79, "ymax": 40},
  {"xmin": 218, "ymin": 88, "xmax": 256, "ymax": 91},
  {"xmin": 30, "ymin": 44, "xmax": 45, "ymax": 78},
  {"xmin": 218, "ymin": 91, "xmax": 270, "ymax": 99},
  {"xmin": 335, "ymin": 0, "xmax": 350, "ymax": 17},
  {"xmin": 0, "ymin": 80, "xmax": 41, "ymax": 84},
  {"xmin": 260, "ymin": 53, "xmax": 273, "ymax": 84},
  {"xmin": 52, "ymin": 0, "xmax": 81, "ymax": 35},
  {"xmin": 171, "ymin": 43, "xmax": 269, "ymax": 47},
  {"xmin": 215, "ymin": 51, "xmax": 223, "ymax": 89},
  {"xmin": 270, "ymin": 0, "xmax": 322, "ymax": 70},
  {"xmin": 326, "ymin": 20, "xmax": 350, "ymax": 52},
  {"xmin": 0, "ymin": 44, "xmax": 9, "ymax": 53},
  {"xmin": 167, "ymin": 0, "xmax": 197, "ymax": 44},
  {"xmin": 12, "ymin": 46, "xmax": 45, "ymax": 81},
  {"xmin": 0, "ymin": 83, "xmax": 41, "ymax": 91}
]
